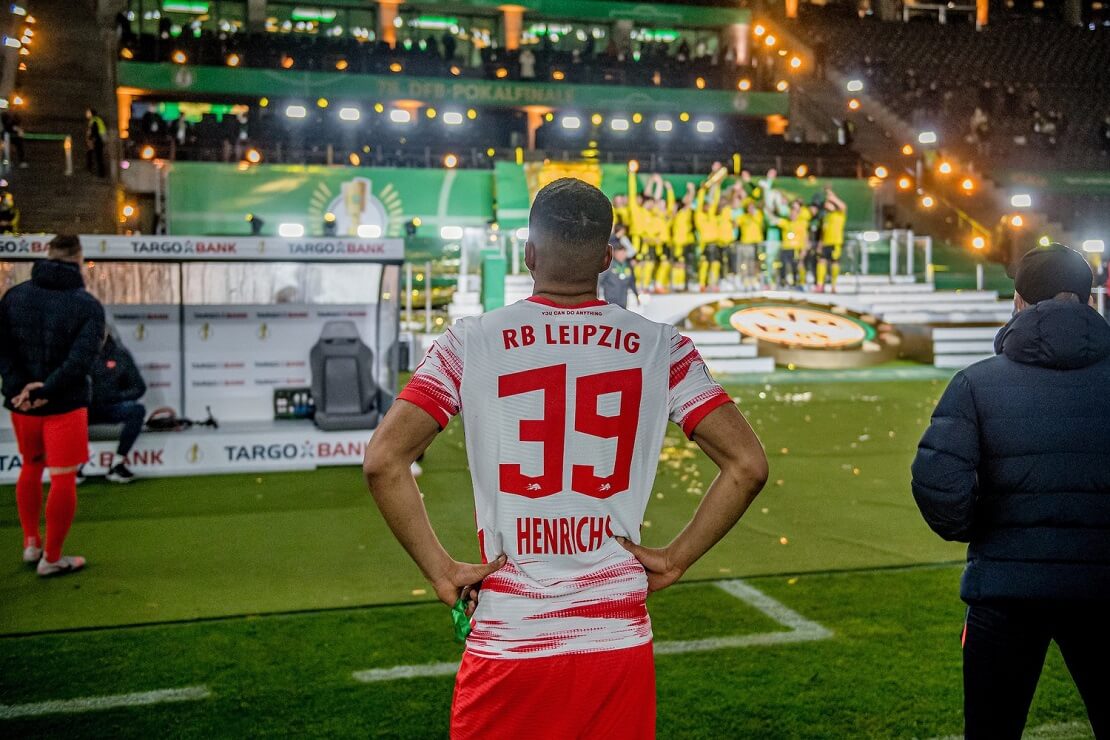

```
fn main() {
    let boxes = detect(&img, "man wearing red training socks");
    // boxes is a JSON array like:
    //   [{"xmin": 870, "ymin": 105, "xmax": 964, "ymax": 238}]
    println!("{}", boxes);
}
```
[{"xmin": 0, "ymin": 234, "xmax": 105, "ymax": 576}]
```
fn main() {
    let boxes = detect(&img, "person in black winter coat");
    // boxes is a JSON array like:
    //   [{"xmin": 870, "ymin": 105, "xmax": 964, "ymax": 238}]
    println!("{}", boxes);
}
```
[
  {"xmin": 912, "ymin": 243, "xmax": 1110, "ymax": 740},
  {"xmin": 0, "ymin": 235, "xmax": 105, "ymax": 577},
  {"xmin": 89, "ymin": 331, "xmax": 147, "ymax": 483}
]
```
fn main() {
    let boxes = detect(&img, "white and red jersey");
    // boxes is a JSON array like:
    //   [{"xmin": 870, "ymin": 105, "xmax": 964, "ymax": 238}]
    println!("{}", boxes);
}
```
[{"xmin": 398, "ymin": 296, "xmax": 731, "ymax": 659}]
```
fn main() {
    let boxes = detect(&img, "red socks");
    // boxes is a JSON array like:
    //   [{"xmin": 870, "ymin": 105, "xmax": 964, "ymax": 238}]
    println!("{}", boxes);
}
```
[
  {"xmin": 44, "ymin": 471, "xmax": 77, "ymax": 562},
  {"xmin": 16, "ymin": 460, "xmax": 45, "ymax": 549}
]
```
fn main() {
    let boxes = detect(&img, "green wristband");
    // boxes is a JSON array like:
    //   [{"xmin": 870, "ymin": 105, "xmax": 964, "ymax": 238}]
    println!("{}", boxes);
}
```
[{"xmin": 451, "ymin": 596, "xmax": 472, "ymax": 642}]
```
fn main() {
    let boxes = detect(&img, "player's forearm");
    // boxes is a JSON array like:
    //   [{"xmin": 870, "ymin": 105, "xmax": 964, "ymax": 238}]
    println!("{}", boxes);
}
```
[
  {"xmin": 666, "ymin": 463, "xmax": 765, "ymax": 572},
  {"xmin": 365, "ymin": 463, "xmax": 453, "ymax": 584}
]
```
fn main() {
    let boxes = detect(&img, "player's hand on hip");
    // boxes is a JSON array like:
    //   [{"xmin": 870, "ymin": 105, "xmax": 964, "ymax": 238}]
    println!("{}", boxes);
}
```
[
  {"xmin": 432, "ymin": 554, "xmax": 508, "ymax": 615},
  {"xmin": 617, "ymin": 537, "xmax": 685, "ymax": 593}
]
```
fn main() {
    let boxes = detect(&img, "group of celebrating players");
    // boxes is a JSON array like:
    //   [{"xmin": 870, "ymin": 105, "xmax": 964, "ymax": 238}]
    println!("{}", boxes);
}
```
[{"xmin": 611, "ymin": 163, "xmax": 849, "ymax": 294}]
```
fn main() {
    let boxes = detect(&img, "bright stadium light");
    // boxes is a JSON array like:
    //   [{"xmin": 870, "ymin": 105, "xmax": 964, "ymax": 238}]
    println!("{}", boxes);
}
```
[
  {"xmin": 654, "ymin": 119, "xmax": 673, "ymax": 132},
  {"xmin": 846, "ymin": 79, "xmax": 863, "ymax": 92},
  {"xmin": 443, "ymin": 111, "xmax": 464, "ymax": 125},
  {"xmin": 918, "ymin": 131, "xmax": 938, "ymax": 145},
  {"xmin": 1010, "ymin": 215, "xmax": 1024, "ymax": 228},
  {"xmin": 610, "ymin": 118, "xmax": 630, "ymax": 131},
  {"xmin": 338, "ymin": 106, "xmax": 360, "ymax": 121},
  {"xmin": 695, "ymin": 120, "xmax": 715, "ymax": 134},
  {"xmin": 561, "ymin": 115, "xmax": 581, "ymax": 129},
  {"xmin": 357, "ymin": 224, "xmax": 382, "ymax": 238},
  {"xmin": 389, "ymin": 109, "xmax": 412, "ymax": 123},
  {"xmin": 440, "ymin": 226, "xmax": 464, "ymax": 240},
  {"xmin": 1082, "ymin": 239, "xmax": 1106, "ymax": 253},
  {"xmin": 1039, "ymin": 235, "xmax": 1052, "ymax": 247},
  {"xmin": 972, "ymin": 236, "xmax": 986, "ymax": 250},
  {"xmin": 285, "ymin": 104, "xmax": 307, "ymax": 119},
  {"xmin": 515, "ymin": 227, "xmax": 528, "ymax": 241},
  {"xmin": 278, "ymin": 223, "xmax": 305, "ymax": 237},
  {"xmin": 862, "ymin": 231, "xmax": 881, "ymax": 242},
  {"xmin": 1011, "ymin": 193, "xmax": 1032, "ymax": 208}
]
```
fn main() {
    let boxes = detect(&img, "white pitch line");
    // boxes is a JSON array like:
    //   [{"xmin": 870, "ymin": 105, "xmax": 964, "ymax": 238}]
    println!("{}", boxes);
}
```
[
  {"xmin": 0, "ymin": 686, "xmax": 211, "ymax": 720},
  {"xmin": 354, "ymin": 662, "xmax": 460, "ymax": 683},
  {"xmin": 353, "ymin": 578, "xmax": 832, "ymax": 683}
]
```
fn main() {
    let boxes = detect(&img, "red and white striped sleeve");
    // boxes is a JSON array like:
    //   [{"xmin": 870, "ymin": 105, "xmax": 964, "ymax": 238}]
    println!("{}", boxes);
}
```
[
  {"xmin": 667, "ymin": 329, "xmax": 733, "ymax": 438},
  {"xmin": 396, "ymin": 327, "xmax": 464, "ymax": 428}
]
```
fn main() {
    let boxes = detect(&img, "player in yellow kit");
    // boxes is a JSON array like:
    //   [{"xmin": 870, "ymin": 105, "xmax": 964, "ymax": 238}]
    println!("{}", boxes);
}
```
[
  {"xmin": 818, "ymin": 188, "xmax": 848, "ymax": 292},
  {"xmin": 626, "ymin": 165, "xmax": 653, "ymax": 292},
  {"xmin": 693, "ymin": 182, "xmax": 721, "ymax": 291},
  {"xmin": 715, "ymin": 193, "xmax": 736, "ymax": 289},
  {"xmin": 735, "ymin": 201, "xmax": 765, "ymax": 290},
  {"xmin": 776, "ymin": 199, "xmax": 811, "ymax": 288},
  {"xmin": 667, "ymin": 181, "xmax": 696, "ymax": 292}
]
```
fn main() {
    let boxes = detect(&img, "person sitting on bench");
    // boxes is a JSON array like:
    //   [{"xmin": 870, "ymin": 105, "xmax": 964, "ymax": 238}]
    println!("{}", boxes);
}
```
[{"xmin": 89, "ymin": 330, "xmax": 147, "ymax": 483}]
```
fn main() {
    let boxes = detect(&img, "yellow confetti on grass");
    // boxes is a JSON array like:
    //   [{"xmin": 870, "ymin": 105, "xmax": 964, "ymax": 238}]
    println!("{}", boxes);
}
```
[
  {"xmin": 411, "ymin": 589, "xmax": 427, "ymax": 596},
  {"xmin": 779, "ymin": 536, "xmax": 789, "ymax": 545}
]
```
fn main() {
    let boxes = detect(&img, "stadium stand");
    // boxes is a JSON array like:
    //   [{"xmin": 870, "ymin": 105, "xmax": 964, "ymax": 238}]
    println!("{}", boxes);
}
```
[{"xmin": 791, "ymin": 3, "xmax": 1110, "ymax": 170}]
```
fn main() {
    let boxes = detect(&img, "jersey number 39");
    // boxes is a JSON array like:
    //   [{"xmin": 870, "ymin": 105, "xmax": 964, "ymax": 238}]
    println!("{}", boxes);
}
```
[{"xmin": 498, "ymin": 365, "xmax": 642, "ymax": 499}]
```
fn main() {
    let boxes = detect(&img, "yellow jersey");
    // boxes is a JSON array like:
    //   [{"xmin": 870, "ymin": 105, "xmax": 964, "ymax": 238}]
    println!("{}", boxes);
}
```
[
  {"xmin": 715, "ymin": 210, "xmax": 735, "ymax": 245},
  {"xmin": 614, "ymin": 205, "xmax": 630, "ymax": 228},
  {"xmin": 736, "ymin": 211, "xmax": 765, "ymax": 244},
  {"xmin": 672, "ymin": 207, "xmax": 695, "ymax": 248},
  {"xmin": 821, "ymin": 209, "xmax": 847, "ymax": 247},
  {"xmin": 778, "ymin": 210, "xmax": 812, "ymax": 251}
]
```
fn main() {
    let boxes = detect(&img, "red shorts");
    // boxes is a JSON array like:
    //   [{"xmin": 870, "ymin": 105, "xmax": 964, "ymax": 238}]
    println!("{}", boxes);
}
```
[
  {"xmin": 11, "ymin": 408, "xmax": 89, "ymax": 468},
  {"xmin": 451, "ymin": 642, "xmax": 655, "ymax": 740}
]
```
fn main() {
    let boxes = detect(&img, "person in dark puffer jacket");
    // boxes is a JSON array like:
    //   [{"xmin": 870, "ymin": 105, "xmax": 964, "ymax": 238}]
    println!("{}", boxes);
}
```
[
  {"xmin": 89, "ymin": 330, "xmax": 147, "ymax": 483},
  {"xmin": 912, "ymin": 243, "xmax": 1110, "ymax": 740},
  {"xmin": 0, "ymin": 235, "xmax": 105, "ymax": 577}
]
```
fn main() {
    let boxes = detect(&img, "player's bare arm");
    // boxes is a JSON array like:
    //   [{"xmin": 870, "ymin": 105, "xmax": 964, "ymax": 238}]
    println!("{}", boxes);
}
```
[
  {"xmin": 363, "ymin": 399, "xmax": 506, "ymax": 613},
  {"xmin": 621, "ymin": 401, "xmax": 767, "ymax": 593}
]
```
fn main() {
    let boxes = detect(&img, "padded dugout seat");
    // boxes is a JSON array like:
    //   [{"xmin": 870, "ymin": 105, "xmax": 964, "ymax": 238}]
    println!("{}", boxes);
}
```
[
  {"xmin": 88, "ymin": 423, "xmax": 125, "ymax": 441},
  {"xmin": 309, "ymin": 320, "xmax": 393, "ymax": 431}
]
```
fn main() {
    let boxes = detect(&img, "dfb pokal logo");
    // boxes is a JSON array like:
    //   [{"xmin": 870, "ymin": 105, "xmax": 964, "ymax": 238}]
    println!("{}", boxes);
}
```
[{"xmin": 186, "ymin": 443, "xmax": 203, "ymax": 464}]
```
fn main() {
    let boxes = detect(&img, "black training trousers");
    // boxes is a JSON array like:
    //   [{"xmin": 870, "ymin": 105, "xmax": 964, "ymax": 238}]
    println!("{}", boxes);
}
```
[{"xmin": 963, "ymin": 601, "xmax": 1109, "ymax": 739}]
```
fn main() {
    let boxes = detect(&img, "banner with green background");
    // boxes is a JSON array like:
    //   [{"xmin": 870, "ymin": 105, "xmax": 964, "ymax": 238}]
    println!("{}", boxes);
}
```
[
  {"xmin": 120, "ymin": 62, "xmax": 788, "ymax": 117},
  {"xmin": 167, "ymin": 162, "xmax": 494, "ymax": 236},
  {"xmin": 997, "ymin": 170, "xmax": 1110, "ymax": 196}
]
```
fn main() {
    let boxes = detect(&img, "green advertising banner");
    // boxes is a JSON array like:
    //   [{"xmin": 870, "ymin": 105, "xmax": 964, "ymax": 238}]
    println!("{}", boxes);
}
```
[
  {"xmin": 119, "ymin": 62, "xmax": 789, "ymax": 117},
  {"xmin": 422, "ymin": 0, "xmax": 749, "ymax": 26},
  {"xmin": 167, "ymin": 162, "xmax": 494, "ymax": 236},
  {"xmin": 493, "ymin": 162, "xmax": 877, "ymax": 230},
  {"xmin": 997, "ymin": 170, "xmax": 1110, "ymax": 196}
]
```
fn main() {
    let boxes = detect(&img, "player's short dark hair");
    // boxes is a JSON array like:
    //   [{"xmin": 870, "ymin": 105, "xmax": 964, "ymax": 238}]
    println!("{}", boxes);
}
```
[
  {"xmin": 528, "ymin": 178, "xmax": 613, "ymax": 282},
  {"xmin": 48, "ymin": 234, "xmax": 83, "ymax": 259}
]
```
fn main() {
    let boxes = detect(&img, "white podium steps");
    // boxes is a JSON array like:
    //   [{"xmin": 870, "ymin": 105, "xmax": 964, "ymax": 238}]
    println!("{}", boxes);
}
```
[
  {"xmin": 705, "ymin": 356, "xmax": 777, "ymax": 375},
  {"xmin": 931, "ymin": 326, "xmax": 1004, "ymax": 369}
]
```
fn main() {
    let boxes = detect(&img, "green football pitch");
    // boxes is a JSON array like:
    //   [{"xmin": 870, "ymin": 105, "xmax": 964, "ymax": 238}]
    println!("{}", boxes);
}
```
[{"xmin": 0, "ymin": 378, "xmax": 1095, "ymax": 738}]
